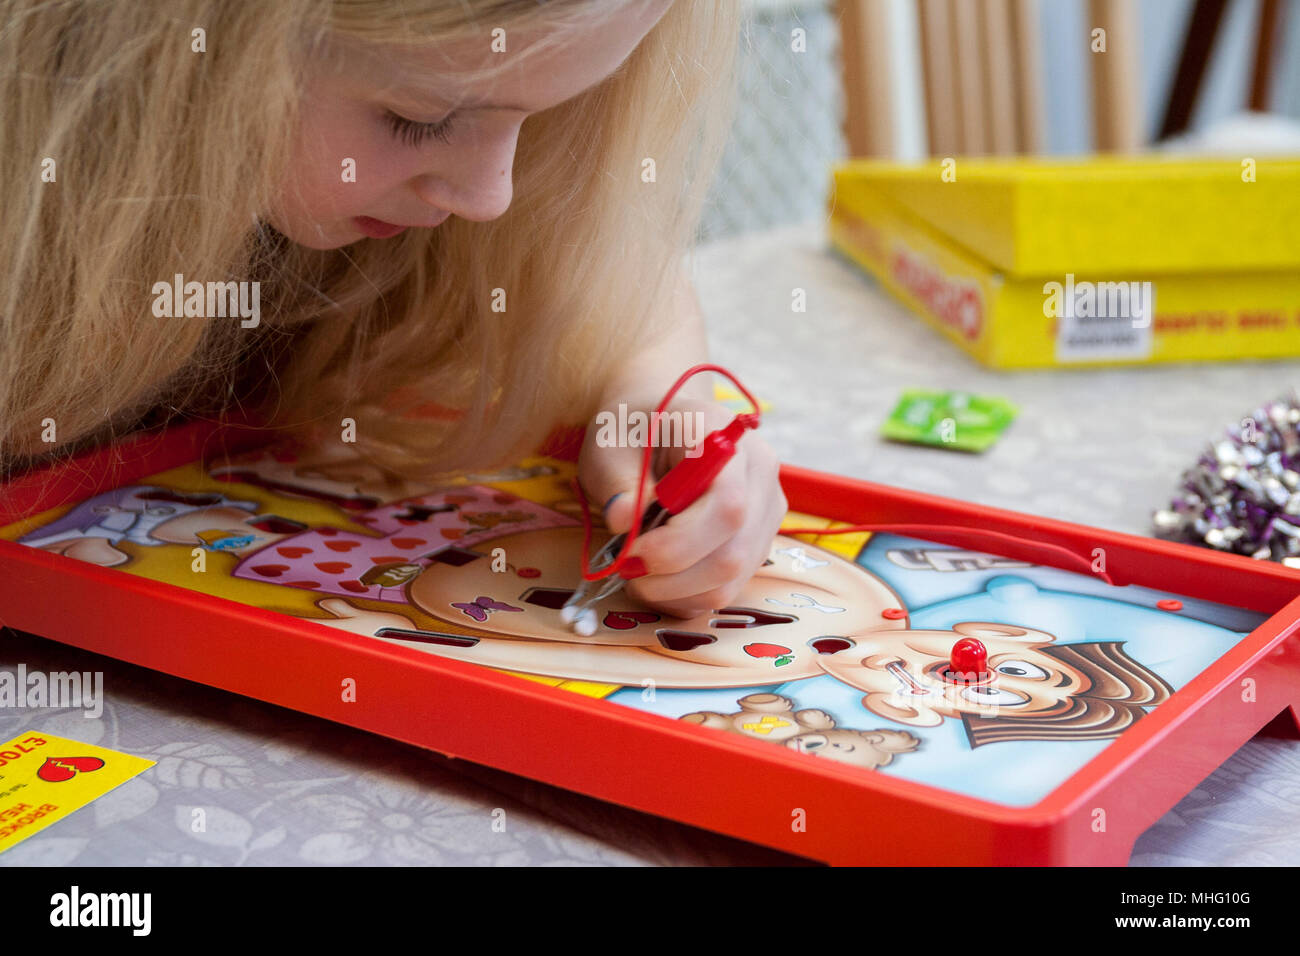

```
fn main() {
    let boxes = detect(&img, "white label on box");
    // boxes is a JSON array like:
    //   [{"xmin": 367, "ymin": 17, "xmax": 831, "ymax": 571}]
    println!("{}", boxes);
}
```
[{"xmin": 1050, "ymin": 276, "xmax": 1155, "ymax": 362}]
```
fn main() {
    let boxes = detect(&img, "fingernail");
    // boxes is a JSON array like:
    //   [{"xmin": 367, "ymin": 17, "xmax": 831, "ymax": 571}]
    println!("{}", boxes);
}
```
[
  {"xmin": 602, "ymin": 492, "xmax": 625, "ymax": 517},
  {"xmin": 619, "ymin": 556, "xmax": 649, "ymax": 579}
]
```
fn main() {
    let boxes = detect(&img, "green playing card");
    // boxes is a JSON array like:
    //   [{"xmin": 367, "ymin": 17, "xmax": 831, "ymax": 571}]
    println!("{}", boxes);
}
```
[{"xmin": 881, "ymin": 389, "xmax": 1018, "ymax": 453}]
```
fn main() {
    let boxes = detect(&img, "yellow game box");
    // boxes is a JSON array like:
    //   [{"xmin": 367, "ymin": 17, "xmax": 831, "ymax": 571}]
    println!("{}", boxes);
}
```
[{"xmin": 829, "ymin": 157, "xmax": 1300, "ymax": 369}]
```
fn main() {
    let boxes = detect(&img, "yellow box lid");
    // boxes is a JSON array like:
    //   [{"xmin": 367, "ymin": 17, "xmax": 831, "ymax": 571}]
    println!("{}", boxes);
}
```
[{"xmin": 831, "ymin": 156, "xmax": 1300, "ymax": 276}]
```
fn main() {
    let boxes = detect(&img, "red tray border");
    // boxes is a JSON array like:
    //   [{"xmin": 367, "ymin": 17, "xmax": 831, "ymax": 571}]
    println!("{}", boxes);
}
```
[{"xmin": 2, "ymin": 418, "xmax": 1298, "ymax": 865}]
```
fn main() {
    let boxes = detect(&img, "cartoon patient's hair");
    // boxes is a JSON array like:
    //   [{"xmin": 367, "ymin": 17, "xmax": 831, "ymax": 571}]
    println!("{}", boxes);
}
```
[{"xmin": 962, "ymin": 641, "xmax": 1174, "ymax": 747}]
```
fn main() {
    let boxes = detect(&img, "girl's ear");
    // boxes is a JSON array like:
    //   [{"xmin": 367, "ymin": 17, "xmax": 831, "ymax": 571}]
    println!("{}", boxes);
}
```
[{"xmin": 952, "ymin": 621, "xmax": 1049, "ymax": 644}]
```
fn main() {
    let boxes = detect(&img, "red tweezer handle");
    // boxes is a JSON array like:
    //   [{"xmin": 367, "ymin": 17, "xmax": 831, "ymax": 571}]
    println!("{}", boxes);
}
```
[{"xmin": 655, "ymin": 413, "xmax": 760, "ymax": 514}]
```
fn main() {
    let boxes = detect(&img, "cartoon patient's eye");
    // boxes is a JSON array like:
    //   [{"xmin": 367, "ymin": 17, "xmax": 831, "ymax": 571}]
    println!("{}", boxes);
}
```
[
  {"xmin": 960, "ymin": 685, "xmax": 1029, "ymax": 706},
  {"xmin": 993, "ymin": 660, "xmax": 1048, "ymax": 680}
]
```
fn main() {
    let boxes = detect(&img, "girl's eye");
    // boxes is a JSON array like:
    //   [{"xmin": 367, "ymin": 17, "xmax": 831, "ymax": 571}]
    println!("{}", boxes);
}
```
[{"xmin": 384, "ymin": 110, "xmax": 455, "ymax": 147}]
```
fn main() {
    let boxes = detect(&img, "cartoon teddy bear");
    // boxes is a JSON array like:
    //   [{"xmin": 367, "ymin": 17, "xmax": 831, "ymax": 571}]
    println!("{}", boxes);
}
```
[{"xmin": 681, "ymin": 693, "xmax": 920, "ymax": 770}]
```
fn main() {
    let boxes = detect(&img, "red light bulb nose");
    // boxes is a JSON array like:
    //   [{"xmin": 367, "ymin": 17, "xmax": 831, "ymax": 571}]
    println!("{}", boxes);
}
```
[{"xmin": 946, "ymin": 637, "xmax": 990, "ymax": 682}]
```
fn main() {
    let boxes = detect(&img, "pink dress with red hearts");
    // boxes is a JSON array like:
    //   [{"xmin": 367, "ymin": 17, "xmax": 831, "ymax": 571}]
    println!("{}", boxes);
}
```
[{"xmin": 231, "ymin": 486, "xmax": 578, "ymax": 604}]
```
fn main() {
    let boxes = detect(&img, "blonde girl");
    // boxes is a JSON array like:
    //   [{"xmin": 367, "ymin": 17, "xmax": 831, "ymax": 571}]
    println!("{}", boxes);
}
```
[{"xmin": 0, "ymin": 0, "xmax": 788, "ymax": 618}]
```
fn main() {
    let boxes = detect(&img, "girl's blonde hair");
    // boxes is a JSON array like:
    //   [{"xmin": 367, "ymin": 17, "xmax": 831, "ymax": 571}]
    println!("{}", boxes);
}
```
[{"xmin": 0, "ymin": 0, "xmax": 740, "ymax": 482}]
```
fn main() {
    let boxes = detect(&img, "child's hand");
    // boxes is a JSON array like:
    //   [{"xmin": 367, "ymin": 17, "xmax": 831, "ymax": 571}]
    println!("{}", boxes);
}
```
[{"xmin": 576, "ymin": 397, "xmax": 787, "ymax": 619}]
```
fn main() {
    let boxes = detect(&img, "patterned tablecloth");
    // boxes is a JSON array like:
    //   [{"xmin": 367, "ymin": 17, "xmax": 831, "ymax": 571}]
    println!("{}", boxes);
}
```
[{"xmin": 3, "ymin": 221, "xmax": 1298, "ymax": 866}]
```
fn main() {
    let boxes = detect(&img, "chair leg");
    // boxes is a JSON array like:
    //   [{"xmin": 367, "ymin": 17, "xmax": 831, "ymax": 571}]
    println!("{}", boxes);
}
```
[
  {"xmin": 1158, "ymin": 0, "xmax": 1228, "ymax": 140},
  {"xmin": 1249, "ymin": 0, "xmax": 1282, "ymax": 112}
]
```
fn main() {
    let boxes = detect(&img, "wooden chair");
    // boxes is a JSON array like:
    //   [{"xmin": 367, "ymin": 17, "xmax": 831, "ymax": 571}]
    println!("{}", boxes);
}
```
[
  {"xmin": 837, "ymin": 0, "xmax": 1140, "ymax": 157},
  {"xmin": 840, "ymin": 0, "xmax": 1289, "ymax": 159},
  {"xmin": 1158, "ymin": 0, "xmax": 1285, "ymax": 140}
]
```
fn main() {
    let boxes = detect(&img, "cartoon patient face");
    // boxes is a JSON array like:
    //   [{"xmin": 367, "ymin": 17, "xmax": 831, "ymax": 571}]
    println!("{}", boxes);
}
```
[
  {"xmin": 819, "ymin": 622, "xmax": 1091, "ymax": 727},
  {"xmin": 403, "ymin": 525, "xmax": 908, "ymax": 687}
]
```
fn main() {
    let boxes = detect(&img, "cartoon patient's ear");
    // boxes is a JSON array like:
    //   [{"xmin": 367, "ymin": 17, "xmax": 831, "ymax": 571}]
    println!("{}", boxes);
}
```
[
  {"xmin": 951, "ymin": 621, "xmax": 1053, "ymax": 644},
  {"xmin": 862, "ymin": 692, "xmax": 944, "ymax": 728}
]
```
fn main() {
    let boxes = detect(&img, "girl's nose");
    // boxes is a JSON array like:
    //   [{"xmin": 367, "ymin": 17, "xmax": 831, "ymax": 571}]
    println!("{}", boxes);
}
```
[{"xmin": 412, "ymin": 126, "xmax": 519, "ymax": 223}]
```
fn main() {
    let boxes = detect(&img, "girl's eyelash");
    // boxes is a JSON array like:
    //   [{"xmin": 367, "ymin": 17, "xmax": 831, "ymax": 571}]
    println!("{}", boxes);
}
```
[{"xmin": 384, "ymin": 111, "xmax": 455, "ymax": 147}]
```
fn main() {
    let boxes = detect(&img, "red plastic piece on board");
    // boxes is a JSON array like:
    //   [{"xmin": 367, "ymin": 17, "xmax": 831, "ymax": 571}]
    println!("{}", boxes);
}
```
[{"xmin": 947, "ymin": 637, "xmax": 989, "ymax": 682}]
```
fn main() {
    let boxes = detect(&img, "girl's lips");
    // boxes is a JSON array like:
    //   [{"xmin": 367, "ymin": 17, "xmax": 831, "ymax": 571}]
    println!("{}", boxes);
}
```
[
  {"xmin": 353, "ymin": 211, "xmax": 451, "ymax": 239},
  {"xmin": 354, "ymin": 216, "xmax": 408, "ymax": 239}
]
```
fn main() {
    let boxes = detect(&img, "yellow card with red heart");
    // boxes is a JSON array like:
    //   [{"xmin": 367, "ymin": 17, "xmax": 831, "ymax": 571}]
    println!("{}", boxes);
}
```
[{"xmin": 0, "ymin": 731, "xmax": 154, "ymax": 854}]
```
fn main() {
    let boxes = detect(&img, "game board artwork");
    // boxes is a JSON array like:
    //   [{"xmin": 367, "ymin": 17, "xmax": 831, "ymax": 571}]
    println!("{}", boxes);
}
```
[
  {"xmin": 3, "ymin": 441, "xmax": 1266, "ymax": 806},
  {"xmin": 818, "ymin": 620, "xmax": 1175, "ymax": 745}
]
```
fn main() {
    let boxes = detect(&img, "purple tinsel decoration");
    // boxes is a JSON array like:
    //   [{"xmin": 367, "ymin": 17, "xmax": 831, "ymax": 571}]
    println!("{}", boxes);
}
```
[{"xmin": 1153, "ymin": 391, "xmax": 1300, "ymax": 569}]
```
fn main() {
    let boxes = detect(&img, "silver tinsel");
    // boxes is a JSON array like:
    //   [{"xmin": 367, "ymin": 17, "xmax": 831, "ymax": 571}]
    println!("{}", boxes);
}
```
[{"xmin": 1154, "ymin": 391, "xmax": 1300, "ymax": 563}]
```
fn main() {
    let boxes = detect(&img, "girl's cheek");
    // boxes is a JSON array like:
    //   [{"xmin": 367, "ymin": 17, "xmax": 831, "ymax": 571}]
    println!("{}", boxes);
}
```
[
  {"xmin": 292, "ymin": 109, "xmax": 392, "ymax": 206},
  {"xmin": 291, "ymin": 144, "xmax": 397, "ymax": 218}
]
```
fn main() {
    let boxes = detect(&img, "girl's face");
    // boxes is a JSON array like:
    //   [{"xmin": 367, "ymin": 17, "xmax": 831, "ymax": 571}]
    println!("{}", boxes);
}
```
[{"xmin": 269, "ymin": 2, "xmax": 673, "ymax": 249}]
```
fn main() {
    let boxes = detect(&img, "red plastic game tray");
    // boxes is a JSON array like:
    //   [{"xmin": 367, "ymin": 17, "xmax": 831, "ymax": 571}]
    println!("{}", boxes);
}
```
[{"xmin": 2, "ymin": 417, "xmax": 1298, "ymax": 866}]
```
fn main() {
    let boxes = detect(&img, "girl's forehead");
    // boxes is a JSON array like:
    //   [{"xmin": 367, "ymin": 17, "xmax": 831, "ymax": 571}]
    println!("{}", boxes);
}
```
[{"xmin": 318, "ymin": 1, "xmax": 669, "ymax": 109}]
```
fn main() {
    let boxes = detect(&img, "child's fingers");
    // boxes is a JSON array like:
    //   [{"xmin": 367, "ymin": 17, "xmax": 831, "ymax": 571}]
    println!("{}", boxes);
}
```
[
  {"xmin": 623, "ymin": 450, "xmax": 750, "ymax": 574},
  {"xmin": 625, "ymin": 535, "xmax": 756, "ymax": 615},
  {"xmin": 630, "ymin": 433, "xmax": 783, "ymax": 574},
  {"xmin": 632, "ymin": 497, "xmax": 789, "ymax": 617},
  {"xmin": 626, "ymin": 448, "xmax": 787, "ymax": 615},
  {"xmin": 575, "ymin": 420, "xmax": 662, "ymax": 535}
]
